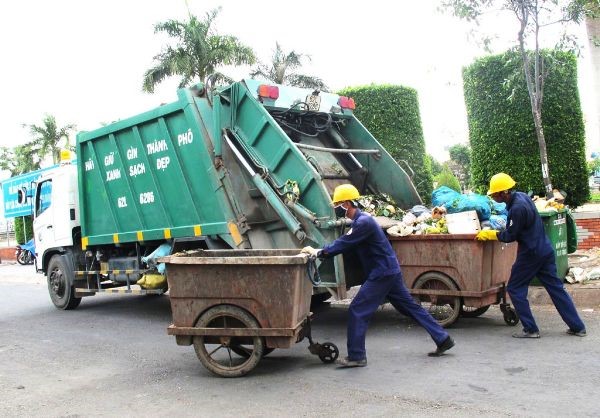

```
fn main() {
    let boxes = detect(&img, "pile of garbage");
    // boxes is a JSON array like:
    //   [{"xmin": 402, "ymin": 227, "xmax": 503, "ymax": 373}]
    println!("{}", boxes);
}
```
[
  {"xmin": 361, "ymin": 186, "xmax": 575, "ymax": 237},
  {"xmin": 566, "ymin": 248, "xmax": 600, "ymax": 284},
  {"xmin": 364, "ymin": 187, "xmax": 508, "ymax": 237}
]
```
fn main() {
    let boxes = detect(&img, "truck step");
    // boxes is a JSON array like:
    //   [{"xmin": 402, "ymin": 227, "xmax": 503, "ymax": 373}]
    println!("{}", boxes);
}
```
[{"xmin": 74, "ymin": 288, "xmax": 165, "ymax": 297}]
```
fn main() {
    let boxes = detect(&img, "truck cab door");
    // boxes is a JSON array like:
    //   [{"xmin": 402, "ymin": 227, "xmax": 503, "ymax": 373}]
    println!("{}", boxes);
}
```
[{"xmin": 33, "ymin": 179, "xmax": 54, "ymax": 269}]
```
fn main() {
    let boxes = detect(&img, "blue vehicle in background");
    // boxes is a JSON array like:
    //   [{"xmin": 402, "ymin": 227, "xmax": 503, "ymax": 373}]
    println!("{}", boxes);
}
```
[{"xmin": 16, "ymin": 239, "xmax": 35, "ymax": 265}]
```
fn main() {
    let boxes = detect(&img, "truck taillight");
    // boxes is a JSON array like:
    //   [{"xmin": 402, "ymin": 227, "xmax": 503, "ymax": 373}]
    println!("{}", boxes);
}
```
[
  {"xmin": 258, "ymin": 84, "xmax": 279, "ymax": 100},
  {"xmin": 338, "ymin": 96, "xmax": 356, "ymax": 110}
]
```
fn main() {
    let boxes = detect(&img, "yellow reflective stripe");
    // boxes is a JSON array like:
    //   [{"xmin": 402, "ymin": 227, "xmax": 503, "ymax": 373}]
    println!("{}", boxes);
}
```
[
  {"xmin": 81, "ymin": 237, "xmax": 88, "ymax": 250},
  {"xmin": 228, "ymin": 222, "xmax": 243, "ymax": 246},
  {"xmin": 137, "ymin": 231, "xmax": 144, "ymax": 241},
  {"xmin": 113, "ymin": 234, "xmax": 119, "ymax": 244},
  {"xmin": 164, "ymin": 229, "xmax": 171, "ymax": 239},
  {"xmin": 194, "ymin": 225, "xmax": 202, "ymax": 236}
]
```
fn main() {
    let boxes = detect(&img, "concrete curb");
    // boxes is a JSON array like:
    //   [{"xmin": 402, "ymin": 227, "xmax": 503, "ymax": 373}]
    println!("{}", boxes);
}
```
[{"xmin": 529, "ymin": 283, "xmax": 600, "ymax": 309}]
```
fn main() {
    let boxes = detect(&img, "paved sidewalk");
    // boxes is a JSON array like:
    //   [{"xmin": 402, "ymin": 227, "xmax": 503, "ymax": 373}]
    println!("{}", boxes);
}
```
[{"xmin": 529, "ymin": 281, "xmax": 600, "ymax": 309}]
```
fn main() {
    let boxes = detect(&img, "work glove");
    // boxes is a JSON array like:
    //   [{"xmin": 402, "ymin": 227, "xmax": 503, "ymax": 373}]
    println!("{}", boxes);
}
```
[
  {"xmin": 301, "ymin": 246, "xmax": 321, "ymax": 257},
  {"xmin": 475, "ymin": 230, "xmax": 498, "ymax": 241}
]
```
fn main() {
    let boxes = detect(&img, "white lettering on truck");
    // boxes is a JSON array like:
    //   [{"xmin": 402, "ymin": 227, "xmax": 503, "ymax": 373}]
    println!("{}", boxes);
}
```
[
  {"xmin": 117, "ymin": 196, "xmax": 127, "ymax": 208},
  {"xmin": 127, "ymin": 147, "xmax": 138, "ymax": 160},
  {"xmin": 147, "ymin": 139, "xmax": 168, "ymax": 155},
  {"xmin": 104, "ymin": 153, "xmax": 115, "ymax": 166},
  {"xmin": 157, "ymin": 156, "xmax": 170, "ymax": 171},
  {"xmin": 129, "ymin": 163, "xmax": 146, "ymax": 177},
  {"xmin": 85, "ymin": 159, "xmax": 94, "ymax": 171},
  {"xmin": 106, "ymin": 169, "xmax": 121, "ymax": 181},
  {"xmin": 178, "ymin": 129, "xmax": 193, "ymax": 146},
  {"xmin": 139, "ymin": 191, "xmax": 155, "ymax": 204}
]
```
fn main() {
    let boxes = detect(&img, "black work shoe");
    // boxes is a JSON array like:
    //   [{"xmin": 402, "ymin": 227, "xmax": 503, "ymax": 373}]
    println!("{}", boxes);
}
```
[
  {"xmin": 567, "ymin": 329, "xmax": 587, "ymax": 337},
  {"xmin": 512, "ymin": 330, "xmax": 540, "ymax": 339},
  {"xmin": 428, "ymin": 336, "xmax": 455, "ymax": 357},
  {"xmin": 335, "ymin": 356, "xmax": 367, "ymax": 368}
]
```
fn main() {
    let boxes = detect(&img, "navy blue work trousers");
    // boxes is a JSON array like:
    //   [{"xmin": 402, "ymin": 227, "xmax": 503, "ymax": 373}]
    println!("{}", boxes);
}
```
[
  {"xmin": 347, "ymin": 272, "xmax": 449, "ymax": 361},
  {"xmin": 508, "ymin": 252, "xmax": 585, "ymax": 333}
]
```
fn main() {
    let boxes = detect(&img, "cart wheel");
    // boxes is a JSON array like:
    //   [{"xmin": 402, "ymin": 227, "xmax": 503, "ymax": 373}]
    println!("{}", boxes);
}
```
[
  {"xmin": 413, "ymin": 272, "xmax": 460, "ymax": 328},
  {"xmin": 503, "ymin": 306, "xmax": 520, "ymax": 326},
  {"xmin": 193, "ymin": 305, "xmax": 264, "ymax": 377},
  {"xmin": 318, "ymin": 342, "xmax": 339, "ymax": 364},
  {"xmin": 460, "ymin": 305, "xmax": 490, "ymax": 318}
]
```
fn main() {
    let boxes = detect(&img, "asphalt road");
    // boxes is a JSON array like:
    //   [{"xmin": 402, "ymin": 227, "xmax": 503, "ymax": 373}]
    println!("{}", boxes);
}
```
[{"xmin": 1, "ymin": 263, "xmax": 599, "ymax": 417}]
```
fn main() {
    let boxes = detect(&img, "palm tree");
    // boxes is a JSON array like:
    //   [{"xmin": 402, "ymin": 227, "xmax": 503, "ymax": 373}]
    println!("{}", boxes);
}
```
[
  {"xmin": 23, "ymin": 114, "xmax": 76, "ymax": 165},
  {"xmin": 142, "ymin": 8, "xmax": 256, "ymax": 93},
  {"xmin": 250, "ymin": 42, "xmax": 329, "ymax": 91},
  {"xmin": 0, "ymin": 143, "xmax": 41, "ymax": 176}
]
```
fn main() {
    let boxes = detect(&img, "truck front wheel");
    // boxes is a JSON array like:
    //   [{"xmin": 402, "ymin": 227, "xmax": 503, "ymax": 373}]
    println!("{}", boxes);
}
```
[{"xmin": 47, "ymin": 255, "xmax": 81, "ymax": 310}]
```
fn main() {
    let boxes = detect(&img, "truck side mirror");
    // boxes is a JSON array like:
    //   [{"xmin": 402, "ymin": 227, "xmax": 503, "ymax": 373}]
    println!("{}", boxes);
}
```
[{"xmin": 17, "ymin": 187, "xmax": 27, "ymax": 204}]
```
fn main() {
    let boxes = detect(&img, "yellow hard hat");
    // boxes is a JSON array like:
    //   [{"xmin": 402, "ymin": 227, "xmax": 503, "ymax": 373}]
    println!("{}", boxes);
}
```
[
  {"xmin": 487, "ymin": 173, "xmax": 516, "ymax": 195},
  {"xmin": 332, "ymin": 184, "xmax": 360, "ymax": 204}
]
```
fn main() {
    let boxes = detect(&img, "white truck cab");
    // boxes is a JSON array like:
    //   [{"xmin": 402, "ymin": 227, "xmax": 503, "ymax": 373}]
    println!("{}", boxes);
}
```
[{"xmin": 32, "ymin": 162, "xmax": 80, "ymax": 272}]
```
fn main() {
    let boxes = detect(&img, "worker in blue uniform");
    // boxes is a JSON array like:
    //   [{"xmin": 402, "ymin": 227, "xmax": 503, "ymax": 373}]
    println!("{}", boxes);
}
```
[
  {"xmin": 476, "ymin": 173, "xmax": 587, "ymax": 338},
  {"xmin": 301, "ymin": 184, "xmax": 455, "ymax": 367}
]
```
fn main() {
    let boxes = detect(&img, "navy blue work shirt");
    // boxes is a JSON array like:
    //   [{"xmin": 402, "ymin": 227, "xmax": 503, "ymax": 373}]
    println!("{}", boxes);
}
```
[
  {"xmin": 497, "ymin": 191, "xmax": 553, "ymax": 258},
  {"xmin": 319, "ymin": 209, "xmax": 400, "ymax": 281}
]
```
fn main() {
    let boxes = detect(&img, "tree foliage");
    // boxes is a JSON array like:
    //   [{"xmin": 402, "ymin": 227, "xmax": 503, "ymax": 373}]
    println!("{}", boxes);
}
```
[
  {"xmin": 448, "ymin": 143, "xmax": 471, "ymax": 188},
  {"xmin": 463, "ymin": 50, "xmax": 589, "ymax": 206},
  {"xmin": 24, "ymin": 114, "xmax": 75, "ymax": 165},
  {"xmin": 14, "ymin": 216, "xmax": 33, "ymax": 245},
  {"xmin": 435, "ymin": 165, "xmax": 462, "ymax": 193},
  {"xmin": 1, "ymin": 114, "xmax": 75, "ymax": 176},
  {"xmin": 143, "ymin": 8, "xmax": 256, "ymax": 93},
  {"xmin": 337, "ymin": 84, "xmax": 433, "ymax": 203},
  {"xmin": 426, "ymin": 154, "xmax": 444, "ymax": 177},
  {"xmin": 443, "ymin": 0, "xmax": 599, "ymax": 198},
  {"xmin": 250, "ymin": 42, "xmax": 328, "ymax": 91}
]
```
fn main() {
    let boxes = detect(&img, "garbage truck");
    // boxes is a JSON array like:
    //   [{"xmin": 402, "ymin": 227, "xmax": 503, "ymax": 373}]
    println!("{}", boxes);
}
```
[{"xmin": 20, "ymin": 79, "xmax": 422, "ymax": 310}]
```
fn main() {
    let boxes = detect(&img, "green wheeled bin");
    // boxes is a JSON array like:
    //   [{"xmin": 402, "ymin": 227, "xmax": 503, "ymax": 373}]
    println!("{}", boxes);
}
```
[{"xmin": 531, "ymin": 209, "xmax": 571, "ymax": 285}]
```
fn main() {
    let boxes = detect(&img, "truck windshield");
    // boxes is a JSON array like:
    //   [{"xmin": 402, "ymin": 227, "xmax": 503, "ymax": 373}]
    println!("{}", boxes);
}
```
[{"xmin": 36, "ymin": 180, "xmax": 52, "ymax": 216}]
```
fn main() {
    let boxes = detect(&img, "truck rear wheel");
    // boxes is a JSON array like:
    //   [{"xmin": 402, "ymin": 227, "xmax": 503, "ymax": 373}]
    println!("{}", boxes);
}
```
[{"xmin": 47, "ymin": 255, "xmax": 81, "ymax": 310}]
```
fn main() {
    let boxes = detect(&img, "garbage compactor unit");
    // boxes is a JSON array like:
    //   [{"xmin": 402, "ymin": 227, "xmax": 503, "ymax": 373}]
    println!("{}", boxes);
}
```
[{"xmin": 76, "ymin": 79, "xmax": 422, "ymax": 299}]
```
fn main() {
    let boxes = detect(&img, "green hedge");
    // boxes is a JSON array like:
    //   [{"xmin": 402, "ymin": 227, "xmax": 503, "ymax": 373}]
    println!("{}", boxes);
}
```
[
  {"xmin": 338, "ymin": 84, "xmax": 433, "ymax": 204},
  {"xmin": 14, "ymin": 216, "xmax": 33, "ymax": 244},
  {"xmin": 463, "ymin": 50, "xmax": 589, "ymax": 206},
  {"xmin": 435, "ymin": 166, "xmax": 461, "ymax": 192}
]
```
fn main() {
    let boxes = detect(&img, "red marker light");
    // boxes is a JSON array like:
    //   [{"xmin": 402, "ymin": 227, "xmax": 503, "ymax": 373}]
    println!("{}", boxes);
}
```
[
  {"xmin": 258, "ymin": 85, "xmax": 279, "ymax": 100},
  {"xmin": 338, "ymin": 96, "xmax": 355, "ymax": 110}
]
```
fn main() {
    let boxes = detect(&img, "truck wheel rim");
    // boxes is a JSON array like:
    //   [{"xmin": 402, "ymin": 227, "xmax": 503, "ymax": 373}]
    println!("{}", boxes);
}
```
[{"xmin": 50, "ymin": 268, "xmax": 66, "ymax": 297}]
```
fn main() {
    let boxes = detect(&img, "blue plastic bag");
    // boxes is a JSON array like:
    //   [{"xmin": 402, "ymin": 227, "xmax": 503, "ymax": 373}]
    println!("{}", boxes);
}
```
[{"xmin": 431, "ymin": 187, "xmax": 492, "ymax": 221}]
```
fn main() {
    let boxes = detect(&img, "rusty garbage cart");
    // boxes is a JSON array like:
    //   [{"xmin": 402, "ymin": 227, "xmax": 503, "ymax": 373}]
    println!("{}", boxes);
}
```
[
  {"xmin": 389, "ymin": 235, "xmax": 520, "ymax": 327},
  {"xmin": 161, "ymin": 249, "xmax": 338, "ymax": 377}
]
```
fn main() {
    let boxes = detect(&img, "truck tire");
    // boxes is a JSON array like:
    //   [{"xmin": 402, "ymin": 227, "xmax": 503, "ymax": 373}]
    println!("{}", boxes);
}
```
[{"xmin": 47, "ymin": 255, "xmax": 81, "ymax": 310}]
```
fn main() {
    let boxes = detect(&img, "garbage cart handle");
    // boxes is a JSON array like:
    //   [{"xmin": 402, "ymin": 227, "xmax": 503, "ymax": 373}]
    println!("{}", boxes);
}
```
[{"xmin": 306, "ymin": 256, "xmax": 322, "ymax": 286}]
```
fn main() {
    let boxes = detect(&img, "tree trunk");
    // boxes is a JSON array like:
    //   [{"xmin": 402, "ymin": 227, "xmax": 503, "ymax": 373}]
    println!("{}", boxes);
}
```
[{"xmin": 531, "ymin": 108, "xmax": 554, "ymax": 199}]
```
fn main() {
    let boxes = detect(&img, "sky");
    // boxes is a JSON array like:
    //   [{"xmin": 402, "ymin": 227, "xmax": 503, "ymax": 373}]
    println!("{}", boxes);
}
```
[{"xmin": 0, "ymin": 0, "xmax": 598, "ymax": 174}]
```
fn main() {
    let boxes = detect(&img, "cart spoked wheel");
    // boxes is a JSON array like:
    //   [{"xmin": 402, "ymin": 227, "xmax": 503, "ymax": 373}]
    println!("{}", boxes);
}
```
[
  {"xmin": 413, "ymin": 272, "xmax": 460, "ymax": 327},
  {"xmin": 502, "ymin": 306, "xmax": 520, "ymax": 326},
  {"xmin": 460, "ymin": 305, "xmax": 490, "ymax": 318},
  {"xmin": 193, "ymin": 305, "xmax": 264, "ymax": 377}
]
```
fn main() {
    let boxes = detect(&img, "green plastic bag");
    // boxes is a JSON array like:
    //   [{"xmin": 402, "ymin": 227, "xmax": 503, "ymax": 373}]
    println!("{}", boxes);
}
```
[{"xmin": 566, "ymin": 210, "xmax": 578, "ymax": 254}]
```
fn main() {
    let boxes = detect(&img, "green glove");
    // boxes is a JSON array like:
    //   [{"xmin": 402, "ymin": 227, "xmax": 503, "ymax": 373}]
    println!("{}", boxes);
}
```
[{"xmin": 476, "ymin": 230, "xmax": 498, "ymax": 241}]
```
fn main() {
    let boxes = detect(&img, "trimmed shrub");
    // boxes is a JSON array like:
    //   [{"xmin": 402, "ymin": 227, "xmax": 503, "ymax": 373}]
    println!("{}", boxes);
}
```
[
  {"xmin": 338, "ymin": 84, "xmax": 433, "ymax": 203},
  {"xmin": 435, "ymin": 166, "xmax": 462, "ymax": 193},
  {"xmin": 14, "ymin": 216, "xmax": 33, "ymax": 245},
  {"xmin": 463, "ymin": 50, "xmax": 589, "ymax": 206}
]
